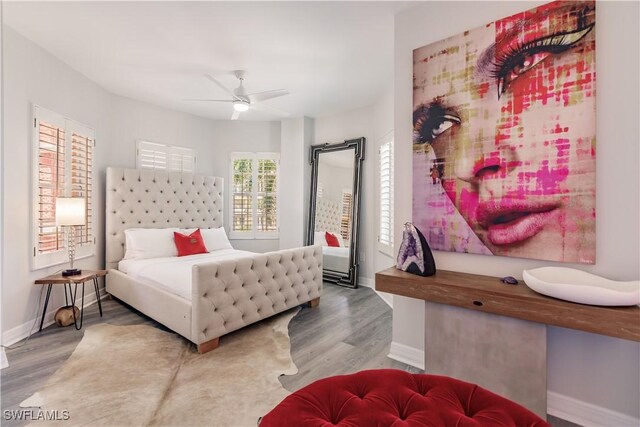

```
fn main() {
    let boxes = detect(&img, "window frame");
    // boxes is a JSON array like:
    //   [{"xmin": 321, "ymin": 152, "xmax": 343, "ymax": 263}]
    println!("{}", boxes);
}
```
[
  {"xmin": 377, "ymin": 133, "xmax": 394, "ymax": 256},
  {"xmin": 228, "ymin": 152, "xmax": 280, "ymax": 240},
  {"xmin": 31, "ymin": 105, "xmax": 96, "ymax": 270},
  {"xmin": 136, "ymin": 140, "xmax": 196, "ymax": 172}
]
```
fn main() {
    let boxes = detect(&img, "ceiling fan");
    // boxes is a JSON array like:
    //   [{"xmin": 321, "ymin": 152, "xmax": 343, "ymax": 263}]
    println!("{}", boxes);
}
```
[{"xmin": 188, "ymin": 70, "xmax": 289, "ymax": 120}]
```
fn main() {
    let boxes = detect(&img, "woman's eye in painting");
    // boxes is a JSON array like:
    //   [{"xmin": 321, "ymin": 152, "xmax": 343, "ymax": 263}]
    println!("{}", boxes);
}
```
[
  {"xmin": 493, "ymin": 24, "xmax": 594, "ymax": 99},
  {"xmin": 431, "ymin": 114, "xmax": 461, "ymax": 138},
  {"xmin": 413, "ymin": 104, "xmax": 460, "ymax": 145}
]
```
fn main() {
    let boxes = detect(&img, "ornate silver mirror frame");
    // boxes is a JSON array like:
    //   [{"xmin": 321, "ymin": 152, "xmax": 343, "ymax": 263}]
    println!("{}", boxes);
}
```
[{"xmin": 307, "ymin": 137, "xmax": 365, "ymax": 288}]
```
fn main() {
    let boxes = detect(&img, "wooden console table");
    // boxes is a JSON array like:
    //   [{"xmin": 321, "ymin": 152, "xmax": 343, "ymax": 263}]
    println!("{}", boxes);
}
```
[
  {"xmin": 376, "ymin": 267, "xmax": 639, "ymax": 341},
  {"xmin": 375, "ymin": 267, "xmax": 640, "ymax": 418}
]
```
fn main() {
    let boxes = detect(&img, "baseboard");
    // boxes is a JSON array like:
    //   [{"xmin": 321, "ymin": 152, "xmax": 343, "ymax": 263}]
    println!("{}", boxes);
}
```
[
  {"xmin": 2, "ymin": 289, "xmax": 106, "ymax": 347},
  {"xmin": 359, "ymin": 277, "xmax": 374, "ymax": 288},
  {"xmin": 359, "ymin": 277, "xmax": 393, "ymax": 308},
  {"xmin": 388, "ymin": 341, "xmax": 425, "ymax": 370},
  {"xmin": 547, "ymin": 391, "xmax": 640, "ymax": 427}
]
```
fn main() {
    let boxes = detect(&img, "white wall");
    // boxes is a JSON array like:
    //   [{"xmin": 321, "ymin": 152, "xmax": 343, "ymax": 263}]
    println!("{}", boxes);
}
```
[
  {"xmin": 0, "ymin": 5, "xmax": 8, "ymax": 368},
  {"xmin": 2, "ymin": 27, "xmax": 281, "ymax": 339},
  {"xmin": 394, "ymin": 1, "xmax": 639, "ymax": 419},
  {"xmin": 279, "ymin": 117, "xmax": 313, "ymax": 249},
  {"xmin": 317, "ymin": 162, "xmax": 353, "ymax": 207},
  {"xmin": 314, "ymin": 106, "xmax": 375, "ymax": 282},
  {"xmin": 2, "ymin": 26, "xmax": 114, "ymax": 340},
  {"xmin": 109, "ymin": 95, "xmax": 281, "ymax": 252},
  {"xmin": 313, "ymin": 87, "xmax": 397, "ymax": 285}
]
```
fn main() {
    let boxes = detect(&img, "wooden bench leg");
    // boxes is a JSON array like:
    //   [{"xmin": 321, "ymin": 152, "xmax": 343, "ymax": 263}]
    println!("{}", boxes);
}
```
[
  {"xmin": 197, "ymin": 337, "xmax": 220, "ymax": 354},
  {"xmin": 307, "ymin": 297, "xmax": 320, "ymax": 308}
]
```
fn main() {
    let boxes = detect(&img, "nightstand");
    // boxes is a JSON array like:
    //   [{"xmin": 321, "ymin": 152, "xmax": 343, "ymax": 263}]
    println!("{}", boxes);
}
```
[{"xmin": 35, "ymin": 270, "xmax": 108, "ymax": 331}]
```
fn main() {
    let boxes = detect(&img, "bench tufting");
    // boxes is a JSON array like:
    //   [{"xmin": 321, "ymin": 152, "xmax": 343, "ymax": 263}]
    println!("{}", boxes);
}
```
[{"xmin": 260, "ymin": 369, "xmax": 550, "ymax": 426}]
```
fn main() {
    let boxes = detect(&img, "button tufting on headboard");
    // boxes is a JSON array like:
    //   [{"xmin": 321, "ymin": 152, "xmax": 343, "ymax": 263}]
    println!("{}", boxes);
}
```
[{"xmin": 105, "ymin": 167, "xmax": 224, "ymax": 270}]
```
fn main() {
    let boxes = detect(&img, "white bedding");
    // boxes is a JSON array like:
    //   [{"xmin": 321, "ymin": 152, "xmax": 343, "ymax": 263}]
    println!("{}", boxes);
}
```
[
  {"xmin": 322, "ymin": 246, "xmax": 350, "ymax": 272},
  {"xmin": 118, "ymin": 249, "xmax": 253, "ymax": 301}
]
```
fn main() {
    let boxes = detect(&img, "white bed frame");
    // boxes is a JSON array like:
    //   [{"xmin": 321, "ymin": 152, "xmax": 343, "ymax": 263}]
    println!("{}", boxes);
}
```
[{"xmin": 105, "ymin": 167, "xmax": 323, "ymax": 353}]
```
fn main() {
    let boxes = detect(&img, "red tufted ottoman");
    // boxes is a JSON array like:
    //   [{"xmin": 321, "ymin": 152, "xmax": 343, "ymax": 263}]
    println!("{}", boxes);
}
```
[{"xmin": 261, "ymin": 369, "xmax": 550, "ymax": 426}]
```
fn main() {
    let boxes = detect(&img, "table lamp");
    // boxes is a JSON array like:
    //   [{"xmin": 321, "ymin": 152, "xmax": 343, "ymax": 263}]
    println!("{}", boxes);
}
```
[{"xmin": 56, "ymin": 197, "xmax": 86, "ymax": 276}]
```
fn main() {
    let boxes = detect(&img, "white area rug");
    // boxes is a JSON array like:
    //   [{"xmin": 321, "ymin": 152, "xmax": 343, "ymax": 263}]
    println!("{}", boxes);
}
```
[{"xmin": 21, "ymin": 309, "xmax": 299, "ymax": 426}]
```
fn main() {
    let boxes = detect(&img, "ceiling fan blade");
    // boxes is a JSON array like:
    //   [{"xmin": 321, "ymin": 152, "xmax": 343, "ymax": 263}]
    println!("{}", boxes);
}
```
[
  {"xmin": 251, "ymin": 102, "xmax": 290, "ymax": 117},
  {"xmin": 183, "ymin": 99, "xmax": 234, "ymax": 102},
  {"xmin": 231, "ymin": 110, "xmax": 241, "ymax": 120},
  {"xmin": 247, "ymin": 89, "xmax": 289, "ymax": 103},
  {"xmin": 204, "ymin": 74, "xmax": 241, "ymax": 101}
]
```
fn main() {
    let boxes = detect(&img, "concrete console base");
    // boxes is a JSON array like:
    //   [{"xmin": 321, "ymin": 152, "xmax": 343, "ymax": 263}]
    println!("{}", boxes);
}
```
[{"xmin": 424, "ymin": 301, "xmax": 547, "ymax": 419}]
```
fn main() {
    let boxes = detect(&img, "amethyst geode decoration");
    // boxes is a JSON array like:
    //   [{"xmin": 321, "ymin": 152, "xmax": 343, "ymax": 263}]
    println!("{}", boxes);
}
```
[{"xmin": 396, "ymin": 223, "xmax": 436, "ymax": 276}]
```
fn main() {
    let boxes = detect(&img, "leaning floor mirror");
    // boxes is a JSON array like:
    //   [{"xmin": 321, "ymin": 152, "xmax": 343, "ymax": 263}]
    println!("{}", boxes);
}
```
[{"xmin": 307, "ymin": 137, "xmax": 365, "ymax": 288}]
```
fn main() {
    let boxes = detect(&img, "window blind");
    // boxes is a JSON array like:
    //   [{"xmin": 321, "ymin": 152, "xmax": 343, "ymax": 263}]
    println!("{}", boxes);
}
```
[
  {"xmin": 37, "ymin": 121, "xmax": 66, "ymax": 254},
  {"xmin": 32, "ymin": 105, "xmax": 96, "ymax": 270},
  {"xmin": 378, "ymin": 140, "xmax": 394, "ymax": 252},
  {"xmin": 232, "ymin": 158, "xmax": 253, "ymax": 233},
  {"xmin": 257, "ymin": 159, "xmax": 278, "ymax": 233},
  {"xmin": 340, "ymin": 190, "xmax": 353, "ymax": 242},
  {"xmin": 136, "ymin": 140, "xmax": 195, "ymax": 172},
  {"xmin": 71, "ymin": 132, "xmax": 93, "ymax": 245},
  {"xmin": 229, "ymin": 153, "xmax": 279, "ymax": 239}
]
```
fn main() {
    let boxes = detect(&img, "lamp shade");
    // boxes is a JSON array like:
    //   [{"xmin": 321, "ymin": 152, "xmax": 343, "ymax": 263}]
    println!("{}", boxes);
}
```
[{"xmin": 55, "ymin": 198, "xmax": 86, "ymax": 226}]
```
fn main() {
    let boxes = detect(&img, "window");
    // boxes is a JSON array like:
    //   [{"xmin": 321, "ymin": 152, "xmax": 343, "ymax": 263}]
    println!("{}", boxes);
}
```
[
  {"xmin": 378, "ymin": 138, "xmax": 394, "ymax": 255},
  {"xmin": 32, "ymin": 106, "xmax": 95, "ymax": 270},
  {"xmin": 136, "ymin": 140, "xmax": 196, "ymax": 172},
  {"xmin": 340, "ymin": 189, "xmax": 353, "ymax": 243},
  {"xmin": 229, "ymin": 153, "xmax": 279, "ymax": 239}
]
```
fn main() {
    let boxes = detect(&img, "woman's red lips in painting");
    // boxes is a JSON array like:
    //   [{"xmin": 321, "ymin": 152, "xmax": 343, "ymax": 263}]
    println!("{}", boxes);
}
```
[{"xmin": 476, "ymin": 200, "xmax": 560, "ymax": 246}]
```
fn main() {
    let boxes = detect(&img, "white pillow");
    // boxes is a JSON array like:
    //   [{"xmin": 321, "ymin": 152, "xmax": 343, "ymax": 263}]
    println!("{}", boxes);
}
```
[
  {"xmin": 314, "ymin": 231, "xmax": 327, "ymax": 246},
  {"xmin": 124, "ymin": 228, "xmax": 179, "ymax": 260},
  {"xmin": 181, "ymin": 227, "xmax": 233, "ymax": 252}
]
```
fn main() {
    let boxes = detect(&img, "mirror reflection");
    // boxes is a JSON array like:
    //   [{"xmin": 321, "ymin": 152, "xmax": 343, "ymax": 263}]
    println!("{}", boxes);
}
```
[{"xmin": 312, "ymin": 148, "xmax": 355, "ymax": 274}]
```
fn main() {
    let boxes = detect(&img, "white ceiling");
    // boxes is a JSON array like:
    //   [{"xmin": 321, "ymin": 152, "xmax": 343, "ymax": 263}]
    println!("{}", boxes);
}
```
[{"xmin": 4, "ymin": 1, "xmax": 412, "ymax": 121}]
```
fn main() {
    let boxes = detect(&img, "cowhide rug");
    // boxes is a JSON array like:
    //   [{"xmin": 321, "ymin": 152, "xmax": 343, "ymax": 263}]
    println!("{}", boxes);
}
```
[{"xmin": 20, "ymin": 309, "xmax": 300, "ymax": 426}]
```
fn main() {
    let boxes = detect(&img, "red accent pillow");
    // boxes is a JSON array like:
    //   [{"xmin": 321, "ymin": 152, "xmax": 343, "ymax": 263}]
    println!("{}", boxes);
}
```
[
  {"xmin": 325, "ymin": 232, "xmax": 340, "ymax": 247},
  {"xmin": 174, "ymin": 229, "xmax": 208, "ymax": 257}
]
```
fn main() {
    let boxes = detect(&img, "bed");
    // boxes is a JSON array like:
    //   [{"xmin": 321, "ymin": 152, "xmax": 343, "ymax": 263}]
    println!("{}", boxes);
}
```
[
  {"xmin": 313, "ymin": 229, "xmax": 350, "ymax": 273},
  {"xmin": 105, "ymin": 167, "xmax": 323, "ymax": 353},
  {"xmin": 322, "ymin": 246, "xmax": 350, "ymax": 272}
]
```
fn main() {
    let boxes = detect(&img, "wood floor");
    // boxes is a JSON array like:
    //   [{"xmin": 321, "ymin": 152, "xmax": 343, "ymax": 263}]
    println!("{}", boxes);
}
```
[{"xmin": 1, "ymin": 283, "xmax": 577, "ymax": 426}]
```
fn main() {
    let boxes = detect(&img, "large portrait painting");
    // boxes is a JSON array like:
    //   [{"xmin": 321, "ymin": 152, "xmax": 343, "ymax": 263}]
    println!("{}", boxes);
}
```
[{"xmin": 413, "ymin": 0, "xmax": 596, "ymax": 263}]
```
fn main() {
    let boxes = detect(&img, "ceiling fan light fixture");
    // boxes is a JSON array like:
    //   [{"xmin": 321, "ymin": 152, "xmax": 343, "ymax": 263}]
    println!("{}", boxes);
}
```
[{"xmin": 233, "ymin": 100, "xmax": 249, "ymax": 112}]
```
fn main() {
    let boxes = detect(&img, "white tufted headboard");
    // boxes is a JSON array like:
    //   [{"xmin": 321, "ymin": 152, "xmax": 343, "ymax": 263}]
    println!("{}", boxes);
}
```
[
  {"xmin": 315, "ymin": 199, "xmax": 341, "ymax": 235},
  {"xmin": 106, "ymin": 167, "xmax": 224, "ymax": 270}
]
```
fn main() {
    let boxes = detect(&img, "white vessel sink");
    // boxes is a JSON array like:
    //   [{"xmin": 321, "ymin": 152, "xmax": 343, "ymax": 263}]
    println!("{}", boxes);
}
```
[{"xmin": 523, "ymin": 267, "xmax": 640, "ymax": 307}]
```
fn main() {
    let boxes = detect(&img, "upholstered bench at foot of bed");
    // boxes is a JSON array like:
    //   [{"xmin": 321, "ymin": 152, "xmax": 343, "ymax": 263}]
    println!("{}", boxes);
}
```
[
  {"xmin": 260, "ymin": 369, "xmax": 550, "ymax": 426},
  {"xmin": 192, "ymin": 245, "xmax": 323, "ymax": 353},
  {"xmin": 196, "ymin": 296, "xmax": 321, "ymax": 354}
]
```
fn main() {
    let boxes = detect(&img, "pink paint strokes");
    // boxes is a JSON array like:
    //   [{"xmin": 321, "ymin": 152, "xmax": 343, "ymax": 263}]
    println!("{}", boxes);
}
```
[{"xmin": 412, "ymin": 0, "xmax": 596, "ymax": 263}]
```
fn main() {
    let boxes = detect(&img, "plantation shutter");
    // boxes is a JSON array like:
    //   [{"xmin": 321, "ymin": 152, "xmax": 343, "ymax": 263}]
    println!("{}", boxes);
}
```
[
  {"xmin": 340, "ymin": 190, "xmax": 353, "ymax": 242},
  {"xmin": 170, "ymin": 146, "xmax": 196, "ymax": 173},
  {"xmin": 229, "ymin": 153, "xmax": 279, "ymax": 239},
  {"xmin": 256, "ymin": 159, "xmax": 278, "ymax": 233},
  {"xmin": 70, "ymin": 130, "xmax": 93, "ymax": 245},
  {"xmin": 36, "ymin": 120, "xmax": 66, "ymax": 254},
  {"xmin": 231, "ymin": 157, "xmax": 253, "ymax": 233},
  {"xmin": 137, "ymin": 140, "xmax": 195, "ymax": 172},
  {"xmin": 378, "ymin": 140, "xmax": 394, "ymax": 254},
  {"xmin": 378, "ymin": 141, "xmax": 393, "ymax": 245},
  {"xmin": 32, "ymin": 105, "xmax": 96, "ymax": 270}
]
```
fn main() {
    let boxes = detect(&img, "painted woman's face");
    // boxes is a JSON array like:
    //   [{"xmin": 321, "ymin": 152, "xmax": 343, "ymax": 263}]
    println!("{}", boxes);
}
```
[{"xmin": 413, "ymin": 1, "xmax": 596, "ymax": 263}]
